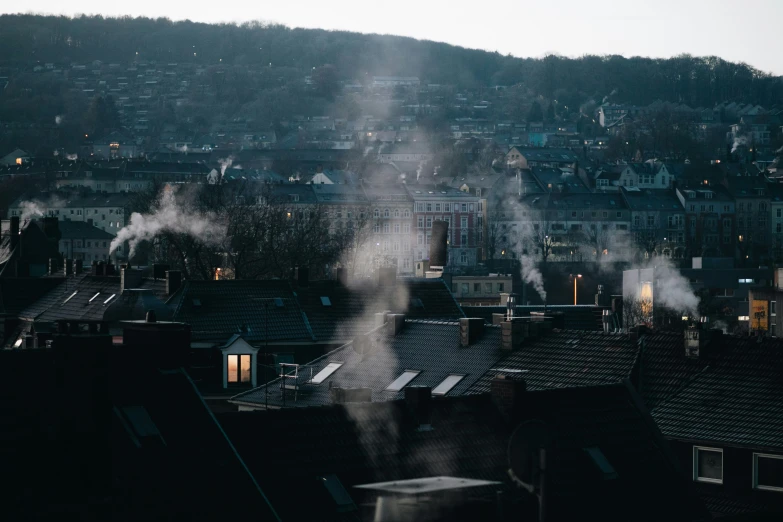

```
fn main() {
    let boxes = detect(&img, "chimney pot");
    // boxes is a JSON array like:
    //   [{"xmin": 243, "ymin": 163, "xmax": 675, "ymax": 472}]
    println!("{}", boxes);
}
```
[
  {"xmin": 73, "ymin": 259, "xmax": 83, "ymax": 275},
  {"xmin": 374, "ymin": 312, "xmax": 389, "ymax": 328},
  {"xmin": 121, "ymin": 268, "xmax": 144, "ymax": 293}
]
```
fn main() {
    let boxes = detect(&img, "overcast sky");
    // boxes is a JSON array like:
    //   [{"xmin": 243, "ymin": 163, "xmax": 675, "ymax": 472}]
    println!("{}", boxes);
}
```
[{"xmin": 7, "ymin": 0, "xmax": 783, "ymax": 75}]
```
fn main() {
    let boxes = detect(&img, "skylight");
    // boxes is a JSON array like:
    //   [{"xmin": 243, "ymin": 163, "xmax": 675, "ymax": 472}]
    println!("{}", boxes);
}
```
[
  {"xmin": 310, "ymin": 362, "xmax": 343, "ymax": 384},
  {"xmin": 103, "ymin": 293, "xmax": 116, "ymax": 305},
  {"xmin": 386, "ymin": 370, "xmax": 421, "ymax": 392},
  {"xmin": 89, "ymin": 292, "xmax": 101, "ymax": 303},
  {"xmin": 584, "ymin": 447, "xmax": 619, "ymax": 480},
  {"xmin": 122, "ymin": 405, "xmax": 161, "ymax": 437},
  {"xmin": 320, "ymin": 296, "xmax": 332, "ymax": 306},
  {"xmin": 432, "ymin": 374, "xmax": 465, "ymax": 396},
  {"xmin": 274, "ymin": 297, "xmax": 284, "ymax": 307},
  {"xmin": 63, "ymin": 291, "xmax": 78, "ymax": 305}
]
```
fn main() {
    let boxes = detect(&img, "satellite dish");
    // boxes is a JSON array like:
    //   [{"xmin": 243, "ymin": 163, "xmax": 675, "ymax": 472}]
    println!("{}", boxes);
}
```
[{"xmin": 508, "ymin": 420, "xmax": 550, "ymax": 492}]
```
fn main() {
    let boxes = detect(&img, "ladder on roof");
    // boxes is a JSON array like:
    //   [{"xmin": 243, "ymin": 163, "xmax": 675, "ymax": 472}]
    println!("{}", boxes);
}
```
[{"xmin": 278, "ymin": 363, "xmax": 300, "ymax": 402}]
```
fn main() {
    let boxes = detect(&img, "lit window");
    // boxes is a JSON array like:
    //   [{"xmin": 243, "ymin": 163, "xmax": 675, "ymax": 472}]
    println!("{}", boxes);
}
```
[
  {"xmin": 753, "ymin": 453, "xmax": 783, "ymax": 491},
  {"xmin": 738, "ymin": 315, "xmax": 750, "ymax": 321},
  {"xmin": 310, "ymin": 362, "xmax": 343, "ymax": 384},
  {"xmin": 693, "ymin": 446, "xmax": 723, "ymax": 484},
  {"xmin": 227, "ymin": 354, "xmax": 252, "ymax": 384},
  {"xmin": 386, "ymin": 370, "xmax": 421, "ymax": 392},
  {"xmin": 432, "ymin": 374, "xmax": 465, "ymax": 396}
]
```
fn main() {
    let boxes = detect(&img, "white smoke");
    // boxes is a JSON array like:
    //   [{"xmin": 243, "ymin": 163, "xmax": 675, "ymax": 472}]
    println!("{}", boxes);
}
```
[
  {"xmin": 731, "ymin": 136, "xmax": 748, "ymax": 153},
  {"xmin": 19, "ymin": 201, "xmax": 45, "ymax": 222},
  {"xmin": 55, "ymin": 115, "xmax": 64, "ymax": 125},
  {"xmin": 775, "ymin": 145, "xmax": 783, "ymax": 154},
  {"xmin": 218, "ymin": 156, "xmax": 234, "ymax": 179},
  {"xmin": 649, "ymin": 259, "xmax": 699, "ymax": 316},
  {"xmin": 66, "ymin": 153, "xmax": 78, "ymax": 161},
  {"xmin": 364, "ymin": 146, "xmax": 373, "ymax": 157},
  {"xmin": 560, "ymin": 170, "xmax": 574, "ymax": 180},
  {"xmin": 416, "ymin": 161, "xmax": 424, "ymax": 182},
  {"xmin": 520, "ymin": 254, "xmax": 546, "ymax": 302},
  {"xmin": 110, "ymin": 189, "xmax": 225, "ymax": 258},
  {"xmin": 176, "ymin": 144, "xmax": 189, "ymax": 153}
]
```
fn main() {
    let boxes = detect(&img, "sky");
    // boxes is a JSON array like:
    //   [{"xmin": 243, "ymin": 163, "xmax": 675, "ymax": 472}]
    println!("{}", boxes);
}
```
[{"xmin": 6, "ymin": 0, "xmax": 783, "ymax": 75}]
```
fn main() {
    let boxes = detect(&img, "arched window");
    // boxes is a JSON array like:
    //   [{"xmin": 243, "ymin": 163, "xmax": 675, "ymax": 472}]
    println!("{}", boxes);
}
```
[
  {"xmin": 404, "ymin": 209, "xmax": 411, "ymax": 218},
  {"xmin": 384, "ymin": 208, "xmax": 390, "ymax": 218},
  {"xmin": 394, "ymin": 209, "xmax": 400, "ymax": 217},
  {"xmin": 374, "ymin": 209, "xmax": 380, "ymax": 218}
]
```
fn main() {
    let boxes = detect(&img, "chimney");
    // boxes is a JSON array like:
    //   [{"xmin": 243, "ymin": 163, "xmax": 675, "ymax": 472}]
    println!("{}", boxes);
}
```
[
  {"xmin": 386, "ymin": 313, "xmax": 405, "ymax": 336},
  {"xmin": 429, "ymin": 220, "xmax": 448, "ymax": 267},
  {"xmin": 330, "ymin": 387, "xmax": 372, "ymax": 404},
  {"xmin": 10, "ymin": 216, "xmax": 19, "ymax": 251},
  {"xmin": 73, "ymin": 259, "xmax": 83, "ymax": 275},
  {"xmin": 602, "ymin": 309, "xmax": 612, "ymax": 333},
  {"xmin": 595, "ymin": 284, "xmax": 610, "ymax": 306},
  {"xmin": 501, "ymin": 318, "xmax": 529, "ymax": 351},
  {"xmin": 459, "ymin": 318, "xmax": 484, "ymax": 346},
  {"xmin": 335, "ymin": 267, "xmax": 348, "ymax": 286},
  {"xmin": 166, "ymin": 270, "xmax": 182, "ymax": 296},
  {"xmin": 97, "ymin": 261, "xmax": 106, "ymax": 276},
  {"xmin": 121, "ymin": 268, "xmax": 144, "ymax": 293},
  {"xmin": 490, "ymin": 374, "xmax": 527, "ymax": 421},
  {"xmin": 374, "ymin": 312, "xmax": 389, "ymax": 328},
  {"xmin": 105, "ymin": 262, "xmax": 116, "ymax": 276},
  {"xmin": 91, "ymin": 260, "xmax": 99, "ymax": 275},
  {"xmin": 378, "ymin": 266, "xmax": 396, "ymax": 287},
  {"xmin": 405, "ymin": 386, "xmax": 432, "ymax": 431},
  {"xmin": 685, "ymin": 317, "xmax": 712, "ymax": 358},
  {"xmin": 294, "ymin": 266, "xmax": 309, "ymax": 287},
  {"xmin": 121, "ymin": 319, "xmax": 190, "ymax": 370},
  {"xmin": 152, "ymin": 263, "xmax": 170, "ymax": 280},
  {"xmin": 48, "ymin": 257, "xmax": 60, "ymax": 276},
  {"xmin": 63, "ymin": 258, "xmax": 73, "ymax": 276}
]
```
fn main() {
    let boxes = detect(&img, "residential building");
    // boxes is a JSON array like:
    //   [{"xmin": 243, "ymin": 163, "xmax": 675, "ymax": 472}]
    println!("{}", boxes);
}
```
[
  {"xmin": 676, "ymin": 184, "xmax": 736, "ymax": 258},
  {"xmin": 450, "ymin": 274, "xmax": 513, "ymax": 305},
  {"xmin": 618, "ymin": 160, "xmax": 675, "ymax": 189},
  {"xmin": 58, "ymin": 220, "xmax": 117, "ymax": 263},
  {"xmin": 8, "ymin": 192, "xmax": 129, "ymax": 233},
  {"xmin": 622, "ymin": 187, "xmax": 687, "ymax": 259},
  {"xmin": 364, "ymin": 184, "xmax": 414, "ymax": 273},
  {"xmin": 91, "ymin": 130, "xmax": 140, "ymax": 159},
  {"xmin": 407, "ymin": 184, "xmax": 480, "ymax": 269},
  {"xmin": 505, "ymin": 147, "xmax": 579, "ymax": 170}
]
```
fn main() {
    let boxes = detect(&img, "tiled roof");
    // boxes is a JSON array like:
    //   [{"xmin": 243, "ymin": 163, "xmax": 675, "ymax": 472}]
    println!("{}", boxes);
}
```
[
  {"xmin": 652, "ymin": 334, "xmax": 783, "ymax": 450},
  {"xmin": 221, "ymin": 382, "xmax": 709, "ymax": 522},
  {"xmin": 15, "ymin": 274, "xmax": 166, "ymax": 324},
  {"xmin": 230, "ymin": 319, "xmax": 504, "ymax": 408},
  {"xmin": 467, "ymin": 330, "xmax": 638, "ymax": 394},
  {"xmin": 172, "ymin": 280, "xmax": 314, "ymax": 343},
  {"xmin": 638, "ymin": 331, "xmax": 711, "ymax": 409},
  {"xmin": 57, "ymin": 220, "xmax": 116, "ymax": 240}
]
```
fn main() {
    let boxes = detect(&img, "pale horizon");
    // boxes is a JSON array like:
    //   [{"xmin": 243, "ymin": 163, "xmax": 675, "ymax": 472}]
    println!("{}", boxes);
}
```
[{"xmin": 3, "ymin": 0, "xmax": 783, "ymax": 76}]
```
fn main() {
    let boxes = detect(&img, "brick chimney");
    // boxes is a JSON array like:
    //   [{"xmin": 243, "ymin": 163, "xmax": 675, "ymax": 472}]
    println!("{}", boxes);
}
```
[
  {"xmin": 63, "ymin": 258, "xmax": 73, "ymax": 276},
  {"xmin": 501, "ymin": 319, "xmax": 529, "ymax": 351},
  {"xmin": 491, "ymin": 374, "xmax": 527, "ymax": 421},
  {"xmin": 73, "ymin": 259, "xmax": 83, "ymax": 275},
  {"xmin": 374, "ymin": 311, "xmax": 389, "ymax": 328},
  {"xmin": 330, "ymin": 387, "xmax": 372, "ymax": 404},
  {"xmin": 459, "ymin": 318, "xmax": 484, "ymax": 346},
  {"xmin": 405, "ymin": 386, "xmax": 432, "ymax": 431}
]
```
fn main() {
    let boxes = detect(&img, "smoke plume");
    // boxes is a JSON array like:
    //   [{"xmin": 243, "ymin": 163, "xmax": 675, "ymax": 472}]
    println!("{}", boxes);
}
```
[
  {"xmin": 55, "ymin": 115, "xmax": 64, "ymax": 125},
  {"xmin": 649, "ymin": 259, "xmax": 699, "ymax": 316},
  {"xmin": 218, "ymin": 156, "xmax": 235, "ymax": 179},
  {"xmin": 519, "ymin": 254, "xmax": 546, "ymax": 302},
  {"xmin": 66, "ymin": 153, "xmax": 78, "ymax": 161},
  {"xmin": 110, "ymin": 189, "xmax": 226, "ymax": 257},
  {"xmin": 731, "ymin": 136, "xmax": 748, "ymax": 153},
  {"xmin": 19, "ymin": 201, "xmax": 45, "ymax": 222}
]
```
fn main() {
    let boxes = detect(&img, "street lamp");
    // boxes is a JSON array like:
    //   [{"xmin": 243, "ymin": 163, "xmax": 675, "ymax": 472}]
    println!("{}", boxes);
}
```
[{"xmin": 570, "ymin": 274, "xmax": 582, "ymax": 305}]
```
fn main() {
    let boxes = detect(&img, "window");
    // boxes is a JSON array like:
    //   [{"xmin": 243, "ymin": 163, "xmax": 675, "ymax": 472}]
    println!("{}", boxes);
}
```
[
  {"xmin": 426, "ymin": 203, "xmax": 432, "ymax": 212},
  {"xmin": 394, "ymin": 223, "xmax": 400, "ymax": 234},
  {"xmin": 602, "ymin": 211, "xmax": 608, "ymax": 218},
  {"xmin": 310, "ymin": 362, "xmax": 343, "ymax": 384},
  {"xmin": 497, "ymin": 283, "xmax": 505, "ymax": 292},
  {"xmin": 374, "ymin": 223, "xmax": 380, "ymax": 233},
  {"xmin": 374, "ymin": 208, "xmax": 380, "ymax": 218},
  {"xmin": 460, "ymin": 250, "xmax": 468, "ymax": 264},
  {"xmin": 474, "ymin": 283, "xmax": 481, "ymax": 292},
  {"xmin": 383, "ymin": 223, "xmax": 390, "ymax": 234},
  {"xmin": 444, "ymin": 203, "xmax": 451, "ymax": 212},
  {"xmin": 461, "ymin": 233, "xmax": 468, "ymax": 245},
  {"xmin": 461, "ymin": 204, "xmax": 467, "ymax": 212},
  {"xmin": 617, "ymin": 211, "xmax": 622, "ymax": 218},
  {"xmin": 485, "ymin": 283, "xmax": 492, "ymax": 293},
  {"xmin": 394, "ymin": 208, "xmax": 400, "ymax": 217},
  {"xmin": 461, "ymin": 216, "xmax": 468, "ymax": 228},
  {"xmin": 647, "ymin": 216, "xmax": 655, "ymax": 227},
  {"xmin": 754, "ymin": 453, "xmax": 783, "ymax": 491},
  {"xmin": 227, "ymin": 354, "xmax": 252, "ymax": 384},
  {"xmin": 403, "ymin": 224, "xmax": 410, "ymax": 234},
  {"xmin": 384, "ymin": 208, "xmax": 390, "ymax": 218},
  {"xmin": 435, "ymin": 203, "xmax": 441, "ymax": 212},
  {"xmin": 778, "ymin": 209, "xmax": 782, "ymax": 218},
  {"xmin": 432, "ymin": 374, "xmax": 465, "ymax": 396},
  {"xmin": 634, "ymin": 216, "xmax": 641, "ymax": 227},
  {"xmin": 386, "ymin": 370, "xmax": 421, "ymax": 392},
  {"xmin": 404, "ymin": 209, "xmax": 411, "ymax": 218},
  {"xmin": 693, "ymin": 447, "xmax": 723, "ymax": 484},
  {"xmin": 738, "ymin": 315, "xmax": 750, "ymax": 321},
  {"xmin": 461, "ymin": 283, "xmax": 469, "ymax": 294}
]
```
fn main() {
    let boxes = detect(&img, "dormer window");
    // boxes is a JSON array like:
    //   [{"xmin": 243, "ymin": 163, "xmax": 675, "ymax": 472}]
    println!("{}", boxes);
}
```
[
  {"xmin": 694, "ymin": 446, "xmax": 723, "ymax": 484},
  {"xmin": 221, "ymin": 336, "xmax": 258, "ymax": 388}
]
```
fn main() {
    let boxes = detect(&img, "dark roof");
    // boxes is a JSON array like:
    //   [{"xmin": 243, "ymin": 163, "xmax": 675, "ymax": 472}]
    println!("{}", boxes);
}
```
[
  {"xmin": 15, "ymin": 274, "xmax": 167, "ymax": 324},
  {"xmin": 621, "ymin": 188, "xmax": 686, "ymax": 212},
  {"xmin": 0, "ymin": 277, "xmax": 65, "ymax": 316},
  {"xmin": 221, "ymin": 382, "xmax": 709, "ymax": 522},
  {"xmin": 468, "ymin": 330, "xmax": 638, "ymax": 394},
  {"xmin": 296, "ymin": 279, "xmax": 464, "ymax": 342},
  {"xmin": 171, "ymin": 280, "xmax": 314, "ymax": 343},
  {"xmin": 56, "ymin": 220, "xmax": 116, "ymax": 240},
  {"xmin": 652, "ymin": 333, "xmax": 783, "ymax": 450},
  {"xmin": 230, "ymin": 319, "xmax": 504, "ymax": 408},
  {"xmin": 638, "ymin": 331, "xmax": 711, "ymax": 409}
]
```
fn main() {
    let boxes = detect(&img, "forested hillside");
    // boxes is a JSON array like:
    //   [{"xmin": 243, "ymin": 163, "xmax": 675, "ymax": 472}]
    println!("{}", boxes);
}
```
[{"xmin": 1, "ymin": 14, "xmax": 782, "ymax": 108}]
